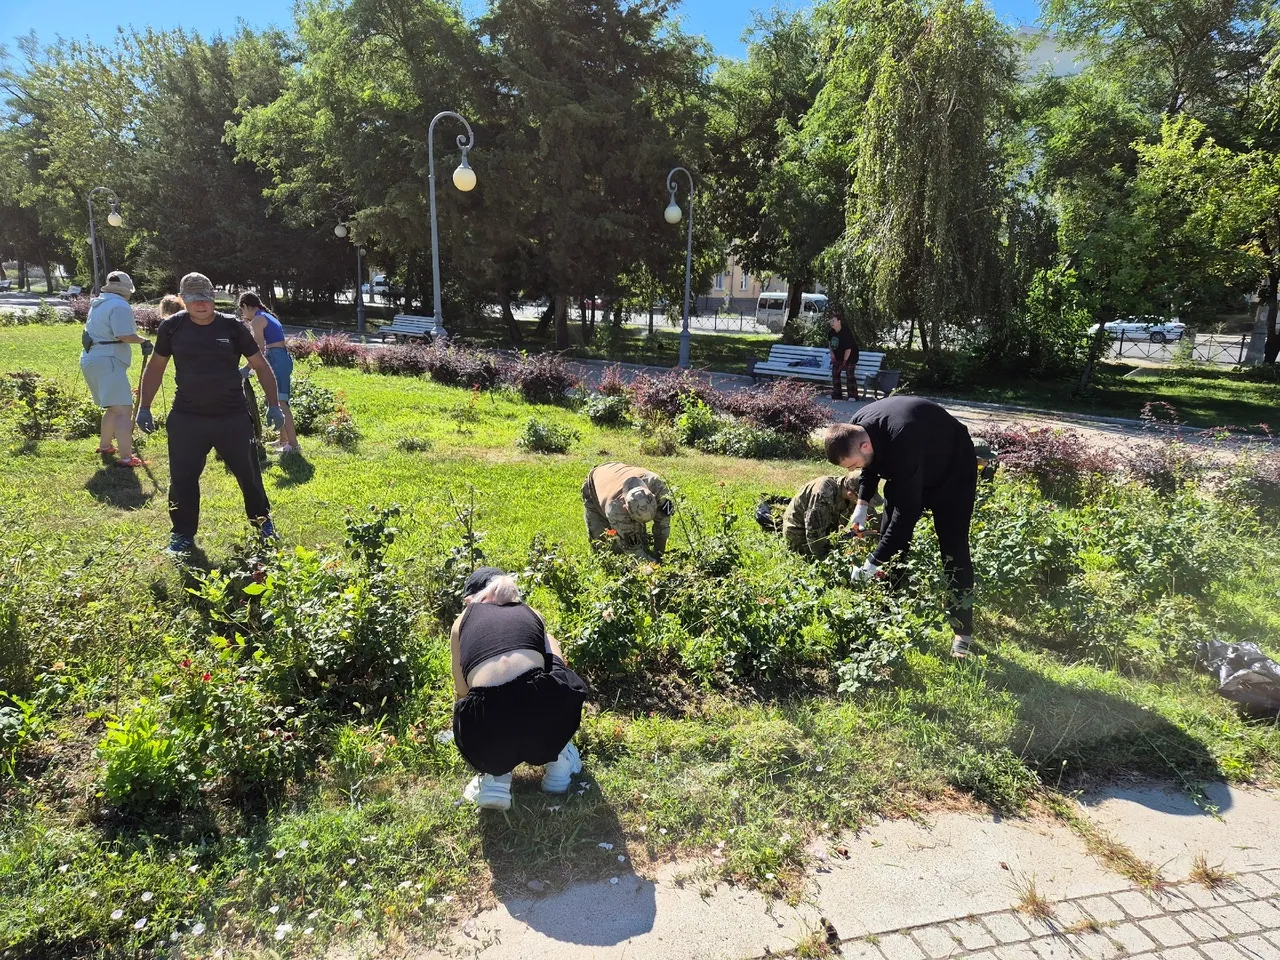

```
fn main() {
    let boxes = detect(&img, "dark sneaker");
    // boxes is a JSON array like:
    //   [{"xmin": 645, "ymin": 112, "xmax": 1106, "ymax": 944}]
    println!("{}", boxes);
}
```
[
  {"xmin": 166, "ymin": 534, "xmax": 196, "ymax": 557},
  {"xmin": 951, "ymin": 635, "xmax": 974, "ymax": 659},
  {"xmin": 259, "ymin": 519, "xmax": 281, "ymax": 543}
]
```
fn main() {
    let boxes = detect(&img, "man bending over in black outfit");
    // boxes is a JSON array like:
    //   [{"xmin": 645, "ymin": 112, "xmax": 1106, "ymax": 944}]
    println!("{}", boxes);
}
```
[{"xmin": 823, "ymin": 396, "xmax": 979, "ymax": 658}]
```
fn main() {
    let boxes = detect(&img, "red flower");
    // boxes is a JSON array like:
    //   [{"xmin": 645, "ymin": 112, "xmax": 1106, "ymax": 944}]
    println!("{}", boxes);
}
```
[
  {"xmin": 180, "ymin": 658, "xmax": 192, "ymax": 669},
  {"xmin": 201, "ymin": 672, "xmax": 212, "ymax": 682}
]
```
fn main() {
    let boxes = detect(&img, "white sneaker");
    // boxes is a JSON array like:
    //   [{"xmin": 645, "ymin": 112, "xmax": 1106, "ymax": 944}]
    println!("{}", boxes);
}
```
[
  {"xmin": 541, "ymin": 742, "xmax": 583, "ymax": 794},
  {"xmin": 462, "ymin": 773, "xmax": 512, "ymax": 810}
]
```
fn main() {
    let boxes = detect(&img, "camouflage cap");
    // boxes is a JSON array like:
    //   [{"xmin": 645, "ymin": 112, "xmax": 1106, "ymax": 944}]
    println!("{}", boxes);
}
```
[
  {"xmin": 624, "ymin": 486, "xmax": 658, "ymax": 523},
  {"xmin": 178, "ymin": 272, "xmax": 216, "ymax": 303}
]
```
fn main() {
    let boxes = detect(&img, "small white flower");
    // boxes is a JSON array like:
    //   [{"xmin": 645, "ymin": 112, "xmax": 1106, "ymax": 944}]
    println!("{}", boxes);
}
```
[
  {"xmin": 141, "ymin": 891, "xmax": 153, "ymax": 903},
  {"xmin": 304, "ymin": 927, "xmax": 314, "ymax": 935},
  {"xmin": 361, "ymin": 835, "xmax": 376, "ymax": 842},
  {"xmin": 274, "ymin": 923, "xmax": 293, "ymax": 940},
  {"xmin": 274, "ymin": 850, "xmax": 286, "ymax": 859},
  {"xmin": 134, "ymin": 917, "xmax": 148, "ymax": 931},
  {"xmin": 88, "ymin": 890, "xmax": 99, "ymax": 900},
  {"xmin": 352, "ymin": 909, "xmax": 364, "ymax": 920},
  {"xmin": 765, "ymin": 873, "xmax": 776, "ymax": 880},
  {"xmin": 192, "ymin": 922, "xmax": 206, "ymax": 936},
  {"xmin": 597, "ymin": 842, "xmax": 613, "ymax": 851},
  {"xmin": 780, "ymin": 833, "xmax": 792, "ymax": 843},
  {"xmin": 268, "ymin": 905, "xmax": 279, "ymax": 915},
  {"xmin": 57, "ymin": 863, "xmax": 70, "ymax": 874},
  {"xmin": 659, "ymin": 828, "xmax": 668, "ymax": 835},
  {"xmin": 609, "ymin": 877, "xmax": 619, "ymax": 885},
  {"xmin": 338, "ymin": 880, "xmax": 348, "ymax": 889},
  {"xmin": 425, "ymin": 897, "xmax": 437, "ymax": 907},
  {"xmin": 398, "ymin": 881, "xmax": 411, "ymax": 890},
  {"xmin": 548, "ymin": 805, "xmax": 562, "ymax": 813},
  {"xmin": 414, "ymin": 883, "xmax": 423, "ymax": 890},
  {"xmin": 442, "ymin": 895, "xmax": 454, "ymax": 903},
  {"xmin": 308, "ymin": 910, "xmax": 320, "ymax": 920},
  {"xmin": 346, "ymin": 858, "xmax": 357, "ymax": 866},
  {"xmin": 618, "ymin": 855, "xmax": 626, "ymax": 863},
  {"xmin": 361, "ymin": 883, "xmax": 373, "ymax": 891},
  {"xmin": 297, "ymin": 840, "xmax": 309, "ymax": 850},
  {"xmin": 187, "ymin": 865, "xmax": 199, "ymax": 874},
  {"xmin": 815, "ymin": 766, "xmax": 824, "ymax": 773},
  {"xmin": 111, "ymin": 909, "xmax": 124, "ymax": 920}
]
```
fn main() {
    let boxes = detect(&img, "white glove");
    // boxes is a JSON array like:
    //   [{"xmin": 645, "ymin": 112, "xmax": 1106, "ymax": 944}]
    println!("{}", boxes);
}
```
[
  {"xmin": 851, "ymin": 501, "xmax": 870, "ymax": 529},
  {"xmin": 852, "ymin": 558, "xmax": 880, "ymax": 582}
]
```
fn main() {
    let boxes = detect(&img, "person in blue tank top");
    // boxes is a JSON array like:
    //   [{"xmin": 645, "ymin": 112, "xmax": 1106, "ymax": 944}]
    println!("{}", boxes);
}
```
[{"xmin": 238, "ymin": 292, "xmax": 299, "ymax": 453}]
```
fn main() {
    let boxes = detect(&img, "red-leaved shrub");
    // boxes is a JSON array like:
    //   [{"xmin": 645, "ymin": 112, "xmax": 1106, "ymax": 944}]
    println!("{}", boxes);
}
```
[
  {"xmin": 629, "ymin": 370, "xmax": 718, "ymax": 421},
  {"xmin": 597, "ymin": 364, "xmax": 629, "ymax": 397},
  {"xmin": 287, "ymin": 337, "xmax": 319, "ymax": 360},
  {"xmin": 312, "ymin": 334, "xmax": 367, "ymax": 367},
  {"xmin": 68, "ymin": 297, "xmax": 91, "ymax": 322},
  {"xmin": 978, "ymin": 425, "xmax": 1118, "ymax": 496},
  {"xmin": 360, "ymin": 344, "xmax": 433, "ymax": 377},
  {"xmin": 506, "ymin": 353, "xmax": 578, "ymax": 404},
  {"xmin": 133, "ymin": 306, "xmax": 162, "ymax": 333},
  {"xmin": 422, "ymin": 341, "xmax": 503, "ymax": 389},
  {"xmin": 718, "ymin": 380, "xmax": 827, "ymax": 438}
]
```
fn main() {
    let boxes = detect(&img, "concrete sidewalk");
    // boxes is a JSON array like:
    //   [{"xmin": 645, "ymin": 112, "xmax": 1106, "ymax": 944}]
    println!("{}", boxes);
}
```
[{"xmin": 413, "ymin": 783, "xmax": 1280, "ymax": 960}]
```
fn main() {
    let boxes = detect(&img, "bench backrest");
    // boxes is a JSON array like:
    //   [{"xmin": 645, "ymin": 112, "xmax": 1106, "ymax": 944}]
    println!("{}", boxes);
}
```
[
  {"xmin": 385, "ymin": 314, "xmax": 446, "ymax": 337},
  {"xmin": 67, "ymin": 286, "xmax": 82, "ymax": 295},
  {"xmin": 764, "ymin": 344, "xmax": 885, "ymax": 371}
]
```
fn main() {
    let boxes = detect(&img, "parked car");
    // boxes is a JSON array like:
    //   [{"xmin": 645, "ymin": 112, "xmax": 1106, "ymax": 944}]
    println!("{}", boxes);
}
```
[
  {"xmin": 754, "ymin": 292, "xmax": 829, "ymax": 333},
  {"xmin": 1093, "ymin": 316, "xmax": 1186, "ymax": 344},
  {"xmin": 363, "ymin": 274, "xmax": 392, "ymax": 298}
]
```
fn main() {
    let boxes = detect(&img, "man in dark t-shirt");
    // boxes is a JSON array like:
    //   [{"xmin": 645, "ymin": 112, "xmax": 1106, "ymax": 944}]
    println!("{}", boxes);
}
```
[
  {"xmin": 828, "ymin": 311, "xmax": 859, "ymax": 401},
  {"xmin": 823, "ymin": 396, "xmax": 978, "ymax": 658},
  {"xmin": 135, "ymin": 272, "xmax": 285, "ymax": 555}
]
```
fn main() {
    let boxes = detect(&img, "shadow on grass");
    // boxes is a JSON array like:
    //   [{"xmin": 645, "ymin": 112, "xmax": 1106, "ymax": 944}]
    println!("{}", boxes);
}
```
[
  {"xmin": 85, "ymin": 463, "xmax": 157, "ymax": 510},
  {"xmin": 274, "ymin": 451, "xmax": 315, "ymax": 488},
  {"xmin": 988, "ymin": 655, "xmax": 1229, "ymax": 811},
  {"xmin": 478, "ymin": 773, "xmax": 655, "ymax": 946}
]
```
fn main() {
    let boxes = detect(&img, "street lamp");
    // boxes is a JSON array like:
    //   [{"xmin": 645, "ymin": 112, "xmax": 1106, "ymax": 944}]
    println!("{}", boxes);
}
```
[
  {"xmin": 335, "ymin": 223, "xmax": 367, "ymax": 336},
  {"xmin": 664, "ymin": 167, "xmax": 695, "ymax": 369},
  {"xmin": 87, "ymin": 187, "xmax": 122, "ymax": 296},
  {"xmin": 427, "ymin": 110, "xmax": 477, "ymax": 329}
]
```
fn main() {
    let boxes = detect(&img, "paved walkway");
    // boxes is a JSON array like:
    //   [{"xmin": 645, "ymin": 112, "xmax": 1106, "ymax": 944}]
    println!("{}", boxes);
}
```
[{"xmin": 404, "ymin": 783, "xmax": 1280, "ymax": 960}]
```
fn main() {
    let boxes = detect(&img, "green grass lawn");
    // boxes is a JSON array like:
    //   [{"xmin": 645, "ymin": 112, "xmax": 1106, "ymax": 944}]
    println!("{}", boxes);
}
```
[{"xmin": 2, "ymin": 324, "xmax": 1279, "ymax": 958}]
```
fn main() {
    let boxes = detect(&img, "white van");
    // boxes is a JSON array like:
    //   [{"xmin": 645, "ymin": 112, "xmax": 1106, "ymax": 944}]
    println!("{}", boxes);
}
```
[{"xmin": 755, "ymin": 292, "xmax": 829, "ymax": 333}]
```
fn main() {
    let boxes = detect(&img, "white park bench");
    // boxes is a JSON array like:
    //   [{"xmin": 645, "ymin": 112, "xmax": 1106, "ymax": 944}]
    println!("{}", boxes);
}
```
[
  {"xmin": 0, "ymin": 280, "xmax": 11, "ymax": 292},
  {"xmin": 58, "ymin": 286, "xmax": 83, "ymax": 300},
  {"xmin": 377, "ymin": 314, "xmax": 447, "ymax": 342},
  {"xmin": 750, "ymin": 344, "xmax": 897, "ymax": 397}
]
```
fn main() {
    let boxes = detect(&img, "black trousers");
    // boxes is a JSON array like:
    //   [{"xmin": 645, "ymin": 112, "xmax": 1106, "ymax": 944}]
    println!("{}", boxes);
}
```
[
  {"xmin": 166, "ymin": 408, "xmax": 271, "ymax": 537},
  {"xmin": 883, "ymin": 461, "xmax": 977, "ymax": 635}
]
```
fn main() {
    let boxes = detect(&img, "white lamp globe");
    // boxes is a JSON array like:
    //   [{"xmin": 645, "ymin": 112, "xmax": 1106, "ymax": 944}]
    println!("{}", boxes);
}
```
[
  {"xmin": 453, "ymin": 159, "xmax": 477, "ymax": 193},
  {"xmin": 664, "ymin": 203, "xmax": 682, "ymax": 225},
  {"xmin": 334, "ymin": 223, "xmax": 348, "ymax": 238},
  {"xmin": 106, "ymin": 211, "xmax": 123, "ymax": 228}
]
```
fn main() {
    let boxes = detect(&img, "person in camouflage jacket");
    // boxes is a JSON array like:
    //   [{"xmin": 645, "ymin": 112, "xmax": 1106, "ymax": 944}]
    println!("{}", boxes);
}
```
[
  {"xmin": 782, "ymin": 473, "xmax": 864, "ymax": 559},
  {"xmin": 582, "ymin": 462, "xmax": 675, "ymax": 562}
]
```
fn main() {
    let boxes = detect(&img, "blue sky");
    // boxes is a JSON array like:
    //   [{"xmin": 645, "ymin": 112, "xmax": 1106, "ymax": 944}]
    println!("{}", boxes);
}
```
[{"xmin": 4, "ymin": 0, "xmax": 1043, "ymax": 59}]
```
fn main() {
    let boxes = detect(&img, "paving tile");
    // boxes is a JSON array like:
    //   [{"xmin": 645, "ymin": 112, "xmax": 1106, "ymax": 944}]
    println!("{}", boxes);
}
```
[
  {"xmin": 1201, "ymin": 942, "xmax": 1252, "ymax": 960},
  {"xmin": 966, "ymin": 952, "xmax": 999, "ymax": 960},
  {"xmin": 1067, "ymin": 930, "xmax": 1125, "ymax": 959},
  {"xmin": 877, "ymin": 932, "xmax": 928, "ymax": 960},
  {"xmin": 1211, "ymin": 904, "xmax": 1265, "ymax": 935},
  {"xmin": 1179, "ymin": 884, "xmax": 1235, "ymax": 909},
  {"xmin": 1107, "ymin": 921, "xmax": 1158, "ymax": 954},
  {"xmin": 1237, "ymin": 873, "xmax": 1280, "ymax": 899},
  {"xmin": 1176, "ymin": 908, "xmax": 1231, "ymax": 942},
  {"xmin": 1113, "ymin": 891, "xmax": 1163, "ymax": 919},
  {"xmin": 1052, "ymin": 901, "xmax": 1094, "ymax": 929},
  {"xmin": 1244, "ymin": 898, "xmax": 1280, "ymax": 929},
  {"xmin": 1161, "ymin": 949, "xmax": 1206, "ymax": 960},
  {"xmin": 841, "ymin": 941, "xmax": 887, "ymax": 960},
  {"xmin": 1159, "ymin": 889, "xmax": 1199, "ymax": 913},
  {"xmin": 1027, "ymin": 937, "xmax": 1071, "ymax": 960},
  {"xmin": 1079, "ymin": 896, "xmax": 1127, "ymax": 924},
  {"xmin": 1139, "ymin": 915, "xmax": 1196, "ymax": 947},
  {"xmin": 992, "ymin": 944, "xmax": 1041, "ymax": 960},
  {"xmin": 947, "ymin": 919, "xmax": 997, "ymax": 951},
  {"xmin": 1234, "ymin": 934, "xmax": 1280, "ymax": 960},
  {"xmin": 910, "ymin": 924, "xmax": 960, "ymax": 958},
  {"xmin": 983, "ymin": 912, "xmax": 1034, "ymax": 944},
  {"xmin": 1262, "ymin": 870, "xmax": 1280, "ymax": 891}
]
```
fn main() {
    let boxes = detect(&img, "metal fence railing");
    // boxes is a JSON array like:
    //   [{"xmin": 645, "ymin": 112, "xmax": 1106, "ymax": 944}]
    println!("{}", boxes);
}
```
[{"xmin": 1099, "ymin": 331, "xmax": 1250, "ymax": 366}]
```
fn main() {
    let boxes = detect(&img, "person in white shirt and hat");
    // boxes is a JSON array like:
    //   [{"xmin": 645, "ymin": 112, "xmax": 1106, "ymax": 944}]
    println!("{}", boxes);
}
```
[{"xmin": 79, "ymin": 271, "xmax": 153, "ymax": 467}]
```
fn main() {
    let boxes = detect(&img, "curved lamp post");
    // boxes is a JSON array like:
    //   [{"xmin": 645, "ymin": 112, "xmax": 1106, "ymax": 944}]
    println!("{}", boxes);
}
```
[
  {"xmin": 664, "ymin": 167, "xmax": 694, "ymax": 369},
  {"xmin": 334, "ymin": 223, "xmax": 367, "ymax": 336},
  {"xmin": 427, "ymin": 111, "xmax": 477, "ymax": 327},
  {"xmin": 87, "ymin": 187, "xmax": 123, "ymax": 296}
]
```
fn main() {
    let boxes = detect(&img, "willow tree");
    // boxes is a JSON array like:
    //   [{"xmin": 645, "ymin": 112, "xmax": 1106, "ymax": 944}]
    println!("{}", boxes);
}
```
[{"xmin": 822, "ymin": 0, "xmax": 1017, "ymax": 357}]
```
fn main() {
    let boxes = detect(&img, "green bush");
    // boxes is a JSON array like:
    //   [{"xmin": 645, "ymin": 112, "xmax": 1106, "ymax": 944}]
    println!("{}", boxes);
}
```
[
  {"xmin": 584, "ymin": 393, "xmax": 632, "ymax": 427},
  {"xmin": 395, "ymin": 436, "xmax": 434, "ymax": 453},
  {"xmin": 0, "ymin": 692, "xmax": 39, "ymax": 778},
  {"xmin": 516, "ymin": 417, "xmax": 578, "ymax": 454},
  {"xmin": 703, "ymin": 421, "xmax": 809, "ymax": 460},
  {"xmin": 637, "ymin": 422, "xmax": 679, "ymax": 456},
  {"xmin": 288, "ymin": 374, "xmax": 337, "ymax": 434},
  {"xmin": 98, "ymin": 700, "xmax": 189, "ymax": 813},
  {"xmin": 675, "ymin": 396, "xmax": 721, "ymax": 447}
]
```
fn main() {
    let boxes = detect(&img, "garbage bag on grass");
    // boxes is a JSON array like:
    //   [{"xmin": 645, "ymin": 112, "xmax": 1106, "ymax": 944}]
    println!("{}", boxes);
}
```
[{"xmin": 1197, "ymin": 640, "xmax": 1280, "ymax": 715}]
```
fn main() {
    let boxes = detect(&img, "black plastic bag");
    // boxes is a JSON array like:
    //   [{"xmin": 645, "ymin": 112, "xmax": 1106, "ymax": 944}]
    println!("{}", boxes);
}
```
[
  {"xmin": 1197, "ymin": 640, "xmax": 1280, "ymax": 716},
  {"xmin": 755, "ymin": 494, "xmax": 791, "ymax": 534}
]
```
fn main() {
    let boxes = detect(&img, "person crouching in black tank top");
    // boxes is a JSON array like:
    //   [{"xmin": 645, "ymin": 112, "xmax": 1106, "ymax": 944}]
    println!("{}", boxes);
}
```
[{"xmin": 450, "ymin": 566, "xmax": 589, "ymax": 811}]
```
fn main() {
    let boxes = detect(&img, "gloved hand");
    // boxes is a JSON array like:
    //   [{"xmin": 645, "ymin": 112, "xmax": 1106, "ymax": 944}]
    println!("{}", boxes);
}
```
[
  {"xmin": 139, "ymin": 339, "xmax": 154, "ymax": 357},
  {"xmin": 850, "ymin": 501, "xmax": 870, "ymax": 534},
  {"xmin": 266, "ymin": 405, "xmax": 285, "ymax": 430},
  {"xmin": 136, "ymin": 407, "xmax": 156, "ymax": 434},
  {"xmin": 239, "ymin": 365, "xmax": 252, "ymax": 380},
  {"xmin": 851, "ymin": 558, "xmax": 881, "ymax": 582}
]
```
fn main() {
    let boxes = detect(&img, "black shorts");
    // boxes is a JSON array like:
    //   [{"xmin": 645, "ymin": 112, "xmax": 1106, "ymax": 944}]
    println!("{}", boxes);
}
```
[{"xmin": 452, "ymin": 655, "xmax": 589, "ymax": 775}]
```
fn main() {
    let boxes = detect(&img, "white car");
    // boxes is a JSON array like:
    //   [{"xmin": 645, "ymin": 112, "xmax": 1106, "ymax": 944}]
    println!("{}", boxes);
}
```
[{"xmin": 1094, "ymin": 316, "xmax": 1186, "ymax": 344}]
